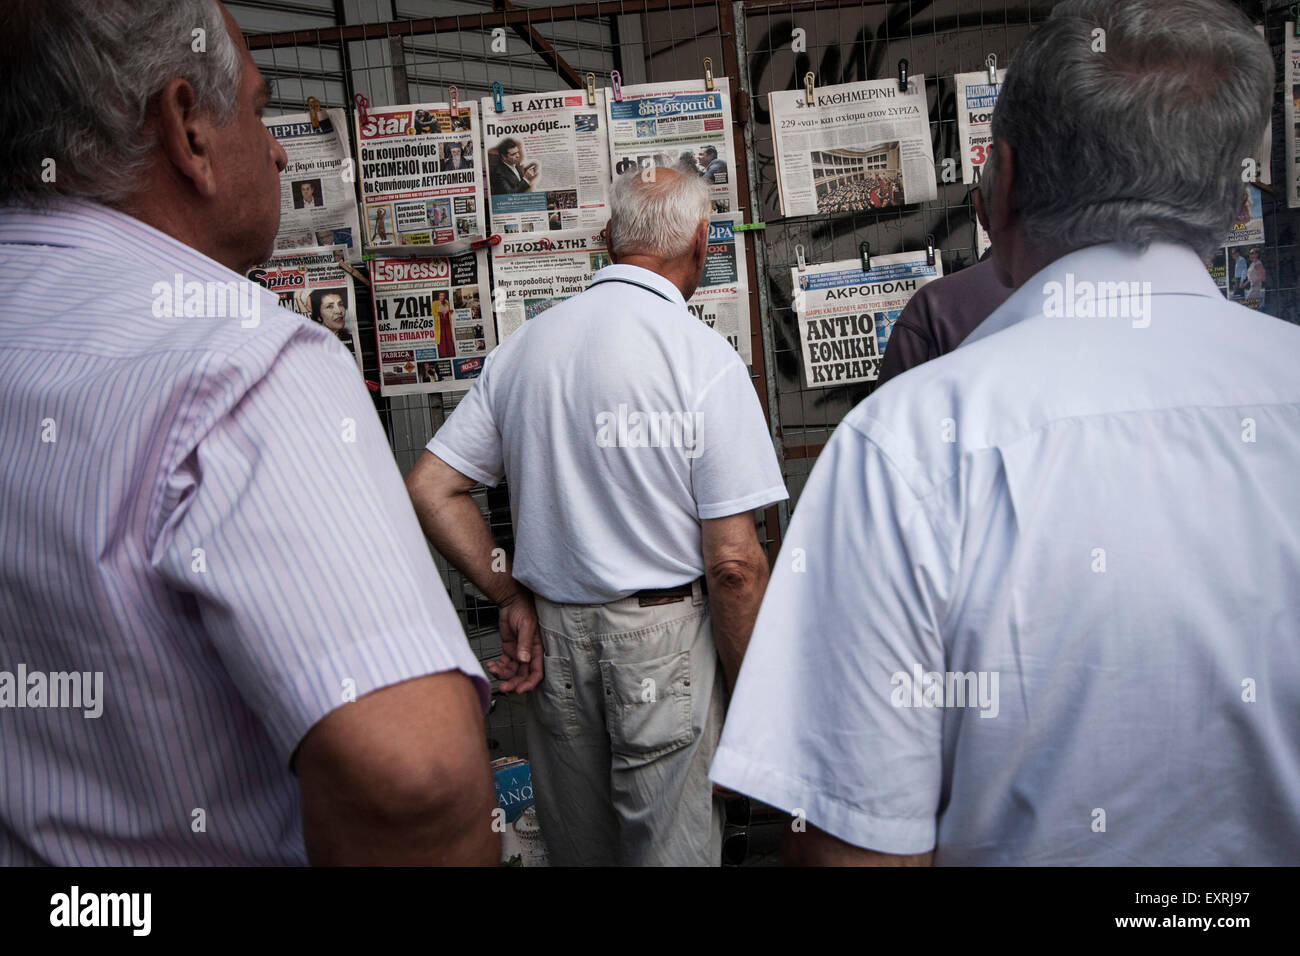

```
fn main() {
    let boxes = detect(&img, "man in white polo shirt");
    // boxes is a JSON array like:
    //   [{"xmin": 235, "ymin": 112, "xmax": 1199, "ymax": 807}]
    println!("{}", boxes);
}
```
[{"xmin": 406, "ymin": 167, "xmax": 786, "ymax": 866}]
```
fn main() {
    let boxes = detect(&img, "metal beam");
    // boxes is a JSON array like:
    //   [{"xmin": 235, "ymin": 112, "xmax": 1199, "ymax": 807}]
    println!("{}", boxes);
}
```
[
  {"xmin": 493, "ymin": 0, "xmax": 583, "ymax": 90},
  {"xmin": 244, "ymin": 0, "xmax": 718, "ymax": 49}
]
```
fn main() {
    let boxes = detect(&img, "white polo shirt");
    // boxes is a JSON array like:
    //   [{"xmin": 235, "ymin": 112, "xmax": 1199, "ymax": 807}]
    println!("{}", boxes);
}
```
[
  {"xmin": 429, "ymin": 264, "xmax": 787, "ymax": 604},
  {"xmin": 710, "ymin": 241, "xmax": 1300, "ymax": 865}
]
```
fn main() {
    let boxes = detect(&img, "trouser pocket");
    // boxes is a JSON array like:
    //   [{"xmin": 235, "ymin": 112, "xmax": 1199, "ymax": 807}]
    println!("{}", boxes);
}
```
[
  {"xmin": 527, "ymin": 650, "xmax": 579, "ymax": 740},
  {"xmin": 600, "ymin": 649, "xmax": 694, "ymax": 768}
]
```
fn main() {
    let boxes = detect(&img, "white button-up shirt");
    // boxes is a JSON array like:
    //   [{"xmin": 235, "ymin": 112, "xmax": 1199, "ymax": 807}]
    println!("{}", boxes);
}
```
[{"xmin": 711, "ymin": 241, "xmax": 1300, "ymax": 865}]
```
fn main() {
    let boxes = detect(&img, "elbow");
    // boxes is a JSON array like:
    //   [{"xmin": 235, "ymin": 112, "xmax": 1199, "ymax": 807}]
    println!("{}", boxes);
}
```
[{"xmin": 705, "ymin": 553, "xmax": 769, "ymax": 597}]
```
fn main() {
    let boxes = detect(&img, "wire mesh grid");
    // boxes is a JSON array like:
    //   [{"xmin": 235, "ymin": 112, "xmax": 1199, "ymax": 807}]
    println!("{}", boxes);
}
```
[{"xmin": 240, "ymin": 0, "xmax": 1300, "ymax": 765}]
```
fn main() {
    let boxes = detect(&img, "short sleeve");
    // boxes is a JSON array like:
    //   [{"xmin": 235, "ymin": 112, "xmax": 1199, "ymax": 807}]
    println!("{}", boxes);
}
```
[
  {"xmin": 708, "ymin": 422, "xmax": 954, "ymax": 854},
  {"xmin": 152, "ymin": 329, "xmax": 489, "ymax": 767},
  {"xmin": 426, "ymin": 350, "xmax": 504, "ymax": 487},
  {"xmin": 691, "ymin": 359, "xmax": 788, "ymax": 518}
]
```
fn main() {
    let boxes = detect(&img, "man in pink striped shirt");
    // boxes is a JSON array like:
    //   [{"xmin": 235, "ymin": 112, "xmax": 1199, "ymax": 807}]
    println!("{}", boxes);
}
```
[{"xmin": 0, "ymin": 0, "xmax": 496, "ymax": 865}]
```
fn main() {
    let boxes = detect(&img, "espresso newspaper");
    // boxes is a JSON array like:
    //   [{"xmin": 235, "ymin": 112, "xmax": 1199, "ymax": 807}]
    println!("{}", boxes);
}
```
[
  {"xmin": 355, "ymin": 101, "xmax": 486, "ymax": 252},
  {"xmin": 368, "ymin": 250, "xmax": 497, "ymax": 395},
  {"xmin": 769, "ymin": 77, "xmax": 937, "ymax": 218},
  {"xmin": 480, "ymin": 88, "xmax": 612, "ymax": 234},
  {"xmin": 605, "ymin": 78, "xmax": 740, "ymax": 214},
  {"xmin": 265, "ymin": 109, "xmax": 363, "ymax": 259},
  {"xmin": 793, "ymin": 250, "xmax": 943, "ymax": 387}
]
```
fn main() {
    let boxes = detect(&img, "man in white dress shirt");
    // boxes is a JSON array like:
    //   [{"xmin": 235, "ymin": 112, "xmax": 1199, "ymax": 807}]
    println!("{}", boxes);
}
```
[{"xmin": 711, "ymin": 0, "xmax": 1300, "ymax": 865}]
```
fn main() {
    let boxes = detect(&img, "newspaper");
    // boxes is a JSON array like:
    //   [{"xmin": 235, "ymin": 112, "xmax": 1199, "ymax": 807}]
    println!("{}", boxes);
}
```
[
  {"xmin": 265, "ymin": 109, "xmax": 363, "ymax": 259},
  {"xmin": 247, "ymin": 246, "xmax": 363, "ymax": 375},
  {"xmin": 793, "ymin": 250, "xmax": 943, "ymax": 387},
  {"xmin": 691, "ymin": 215, "xmax": 752, "ymax": 363},
  {"xmin": 769, "ymin": 77, "xmax": 937, "ymax": 217},
  {"xmin": 1288, "ymin": 23, "xmax": 1299, "ymax": 208},
  {"xmin": 489, "ymin": 217, "xmax": 751, "ymax": 362},
  {"xmin": 368, "ymin": 250, "xmax": 497, "ymax": 394},
  {"xmin": 954, "ymin": 68, "xmax": 1006, "ymax": 184},
  {"xmin": 605, "ymin": 78, "xmax": 740, "ymax": 214},
  {"xmin": 480, "ymin": 88, "xmax": 612, "ymax": 234},
  {"xmin": 489, "ymin": 228, "xmax": 610, "ymax": 340},
  {"xmin": 355, "ymin": 102, "xmax": 486, "ymax": 251},
  {"xmin": 1207, "ymin": 187, "xmax": 1268, "ymax": 311}
]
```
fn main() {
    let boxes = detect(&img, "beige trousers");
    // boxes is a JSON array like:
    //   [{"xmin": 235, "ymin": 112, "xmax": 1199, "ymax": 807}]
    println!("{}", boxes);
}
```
[{"xmin": 525, "ymin": 581, "xmax": 727, "ymax": 866}]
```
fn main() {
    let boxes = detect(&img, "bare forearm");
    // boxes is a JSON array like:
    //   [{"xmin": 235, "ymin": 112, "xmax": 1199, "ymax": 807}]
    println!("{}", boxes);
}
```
[
  {"xmin": 414, "ymin": 488, "xmax": 522, "ymax": 607},
  {"xmin": 705, "ymin": 558, "xmax": 769, "ymax": 691}
]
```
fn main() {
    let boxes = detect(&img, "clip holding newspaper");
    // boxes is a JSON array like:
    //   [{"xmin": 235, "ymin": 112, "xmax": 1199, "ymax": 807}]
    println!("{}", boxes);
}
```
[
  {"xmin": 768, "ymin": 76, "xmax": 937, "ymax": 218},
  {"xmin": 490, "ymin": 214, "xmax": 752, "ymax": 363},
  {"xmin": 355, "ymin": 101, "xmax": 487, "ymax": 254},
  {"xmin": 481, "ymin": 87, "xmax": 612, "ymax": 234},
  {"xmin": 368, "ymin": 249, "xmax": 498, "ymax": 395},
  {"xmin": 264, "ymin": 108, "xmax": 364, "ymax": 259},
  {"xmin": 248, "ymin": 245, "xmax": 365, "ymax": 375},
  {"xmin": 604, "ymin": 77, "xmax": 740, "ymax": 214},
  {"xmin": 793, "ymin": 250, "xmax": 943, "ymax": 387}
]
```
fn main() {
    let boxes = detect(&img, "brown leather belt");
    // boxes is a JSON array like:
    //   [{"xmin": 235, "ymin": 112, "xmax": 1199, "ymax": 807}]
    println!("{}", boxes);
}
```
[{"xmin": 632, "ymin": 577, "xmax": 707, "ymax": 606}]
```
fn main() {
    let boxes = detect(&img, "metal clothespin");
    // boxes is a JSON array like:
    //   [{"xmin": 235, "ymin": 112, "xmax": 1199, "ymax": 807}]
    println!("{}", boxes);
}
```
[
  {"xmin": 986, "ymin": 53, "xmax": 998, "ymax": 86},
  {"xmin": 353, "ymin": 92, "xmax": 370, "ymax": 125},
  {"xmin": 704, "ymin": 57, "xmax": 715, "ymax": 91},
  {"xmin": 449, "ymin": 85, "xmax": 459, "ymax": 111},
  {"xmin": 804, "ymin": 72, "xmax": 815, "ymax": 106},
  {"xmin": 926, "ymin": 234, "xmax": 936, "ymax": 267},
  {"xmin": 611, "ymin": 70, "xmax": 623, "ymax": 102},
  {"xmin": 586, "ymin": 73, "xmax": 597, "ymax": 106},
  {"xmin": 795, "ymin": 244, "xmax": 807, "ymax": 273},
  {"xmin": 306, "ymin": 96, "xmax": 321, "ymax": 130},
  {"xmin": 898, "ymin": 59, "xmax": 909, "ymax": 93},
  {"xmin": 860, "ymin": 241, "xmax": 871, "ymax": 272},
  {"xmin": 492, "ymin": 81, "xmax": 505, "ymax": 113}
]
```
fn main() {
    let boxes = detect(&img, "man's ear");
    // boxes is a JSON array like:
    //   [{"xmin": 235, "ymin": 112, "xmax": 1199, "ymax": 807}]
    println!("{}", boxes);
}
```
[
  {"xmin": 973, "ymin": 185, "xmax": 989, "ymax": 233},
  {"xmin": 693, "ymin": 218, "xmax": 709, "ymax": 269},
  {"xmin": 988, "ymin": 139, "xmax": 1016, "ymax": 233},
  {"xmin": 154, "ymin": 77, "xmax": 220, "ymax": 198}
]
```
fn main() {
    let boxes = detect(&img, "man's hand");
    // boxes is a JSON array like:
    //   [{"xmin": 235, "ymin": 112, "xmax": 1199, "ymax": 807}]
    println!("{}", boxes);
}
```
[{"xmin": 486, "ymin": 591, "xmax": 543, "ymax": 693}]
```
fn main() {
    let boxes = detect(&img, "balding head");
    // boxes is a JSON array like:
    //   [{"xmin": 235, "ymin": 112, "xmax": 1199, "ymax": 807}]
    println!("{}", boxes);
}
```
[{"xmin": 605, "ymin": 167, "xmax": 711, "ymax": 299}]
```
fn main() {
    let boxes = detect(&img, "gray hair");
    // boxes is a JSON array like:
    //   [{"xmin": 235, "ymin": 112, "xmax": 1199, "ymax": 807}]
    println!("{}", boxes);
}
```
[
  {"xmin": 608, "ymin": 167, "xmax": 709, "ymax": 259},
  {"xmin": 0, "ymin": 0, "xmax": 242, "ymax": 207},
  {"xmin": 990, "ymin": 0, "xmax": 1271, "ymax": 259}
]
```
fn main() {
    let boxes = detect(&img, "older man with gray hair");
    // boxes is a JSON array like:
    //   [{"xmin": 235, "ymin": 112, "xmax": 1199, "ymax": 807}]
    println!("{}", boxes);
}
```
[
  {"xmin": 407, "ymin": 167, "xmax": 786, "ymax": 866},
  {"xmin": 0, "ymin": 0, "xmax": 495, "ymax": 865},
  {"xmin": 712, "ymin": 0, "xmax": 1300, "ymax": 865}
]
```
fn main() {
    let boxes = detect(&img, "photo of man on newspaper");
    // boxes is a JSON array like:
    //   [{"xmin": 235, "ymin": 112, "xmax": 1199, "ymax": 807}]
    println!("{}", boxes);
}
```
[{"xmin": 490, "ymin": 138, "xmax": 538, "ymax": 195}]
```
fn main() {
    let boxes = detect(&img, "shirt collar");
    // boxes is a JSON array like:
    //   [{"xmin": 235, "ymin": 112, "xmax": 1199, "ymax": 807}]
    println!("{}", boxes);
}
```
[
  {"xmin": 962, "ymin": 241, "xmax": 1223, "ymax": 348},
  {"xmin": 0, "ymin": 197, "xmax": 245, "ymax": 279},
  {"xmin": 589, "ymin": 263, "xmax": 686, "ymax": 306}
]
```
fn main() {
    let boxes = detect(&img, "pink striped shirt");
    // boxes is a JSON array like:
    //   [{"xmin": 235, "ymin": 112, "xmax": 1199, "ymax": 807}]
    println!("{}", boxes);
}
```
[{"xmin": 0, "ymin": 200, "xmax": 488, "ymax": 865}]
